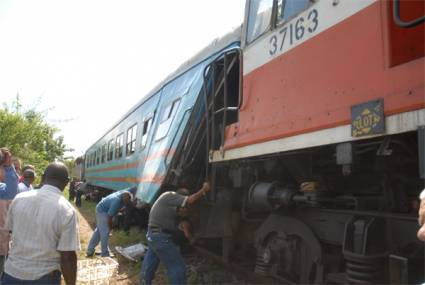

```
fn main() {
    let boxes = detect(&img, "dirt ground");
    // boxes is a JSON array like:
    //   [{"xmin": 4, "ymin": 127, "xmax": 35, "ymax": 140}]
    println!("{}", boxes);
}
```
[
  {"xmin": 73, "ymin": 199, "xmax": 141, "ymax": 284},
  {"xmin": 73, "ymin": 199, "xmax": 245, "ymax": 285}
]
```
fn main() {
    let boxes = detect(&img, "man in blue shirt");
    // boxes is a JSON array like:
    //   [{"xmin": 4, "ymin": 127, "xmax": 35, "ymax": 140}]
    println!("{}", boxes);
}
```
[
  {"xmin": 86, "ymin": 189, "xmax": 133, "ymax": 257},
  {"xmin": 0, "ymin": 148, "xmax": 19, "ymax": 276}
]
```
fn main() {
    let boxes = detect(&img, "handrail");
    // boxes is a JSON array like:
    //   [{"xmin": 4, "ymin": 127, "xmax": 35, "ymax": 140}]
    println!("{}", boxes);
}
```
[
  {"xmin": 214, "ymin": 107, "xmax": 239, "ymax": 114},
  {"xmin": 202, "ymin": 65, "xmax": 212, "ymax": 179},
  {"xmin": 222, "ymin": 53, "xmax": 228, "ymax": 155},
  {"xmin": 393, "ymin": 0, "xmax": 425, "ymax": 28}
]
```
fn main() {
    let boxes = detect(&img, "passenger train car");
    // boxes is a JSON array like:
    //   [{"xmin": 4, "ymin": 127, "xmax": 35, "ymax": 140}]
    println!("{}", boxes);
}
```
[
  {"xmin": 84, "ymin": 29, "xmax": 241, "ymax": 202},
  {"xmin": 84, "ymin": 0, "xmax": 424, "ymax": 283}
]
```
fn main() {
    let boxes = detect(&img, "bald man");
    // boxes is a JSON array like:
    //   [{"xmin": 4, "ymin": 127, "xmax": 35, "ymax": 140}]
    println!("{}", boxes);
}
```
[{"xmin": 3, "ymin": 162, "xmax": 80, "ymax": 285}]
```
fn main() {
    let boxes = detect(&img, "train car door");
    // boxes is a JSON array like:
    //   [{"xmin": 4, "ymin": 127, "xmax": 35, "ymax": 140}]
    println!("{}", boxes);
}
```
[{"xmin": 137, "ymin": 62, "xmax": 209, "ymax": 204}]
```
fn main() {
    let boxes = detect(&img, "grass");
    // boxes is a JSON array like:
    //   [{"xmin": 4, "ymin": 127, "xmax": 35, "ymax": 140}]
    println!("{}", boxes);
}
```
[
  {"xmin": 63, "ymin": 186, "xmax": 69, "ymax": 200},
  {"xmin": 111, "ymin": 227, "xmax": 146, "ymax": 282}
]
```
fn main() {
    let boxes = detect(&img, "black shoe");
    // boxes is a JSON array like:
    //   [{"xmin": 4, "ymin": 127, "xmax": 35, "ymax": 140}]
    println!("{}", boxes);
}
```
[{"xmin": 86, "ymin": 252, "xmax": 94, "ymax": 258}]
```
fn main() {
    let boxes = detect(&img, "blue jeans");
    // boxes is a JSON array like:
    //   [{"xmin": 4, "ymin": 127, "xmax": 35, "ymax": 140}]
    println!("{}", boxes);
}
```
[
  {"xmin": 140, "ymin": 230, "xmax": 186, "ymax": 285},
  {"xmin": 2, "ymin": 271, "xmax": 61, "ymax": 284},
  {"xmin": 87, "ymin": 210, "xmax": 110, "ymax": 257}
]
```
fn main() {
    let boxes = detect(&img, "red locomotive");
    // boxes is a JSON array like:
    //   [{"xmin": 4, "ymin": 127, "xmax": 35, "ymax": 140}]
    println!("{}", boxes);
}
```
[{"xmin": 171, "ymin": 0, "xmax": 424, "ymax": 283}]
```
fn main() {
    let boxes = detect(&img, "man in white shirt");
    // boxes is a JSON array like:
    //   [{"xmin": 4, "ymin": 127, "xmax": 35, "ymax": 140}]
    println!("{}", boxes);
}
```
[
  {"xmin": 17, "ymin": 169, "xmax": 35, "ymax": 193},
  {"xmin": 2, "ymin": 162, "xmax": 80, "ymax": 285}
]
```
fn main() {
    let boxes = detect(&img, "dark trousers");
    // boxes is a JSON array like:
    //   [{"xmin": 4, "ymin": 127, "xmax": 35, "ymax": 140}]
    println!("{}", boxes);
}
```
[
  {"xmin": 68, "ymin": 190, "xmax": 75, "ymax": 202},
  {"xmin": 2, "ymin": 271, "xmax": 61, "ymax": 285},
  {"xmin": 75, "ymin": 191, "xmax": 82, "ymax": 207}
]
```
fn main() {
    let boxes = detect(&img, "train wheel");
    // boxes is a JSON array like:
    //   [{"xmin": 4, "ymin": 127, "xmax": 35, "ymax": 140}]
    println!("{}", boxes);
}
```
[{"xmin": 254, "ymin": 214, "xmax": 324, "ymax": 283}]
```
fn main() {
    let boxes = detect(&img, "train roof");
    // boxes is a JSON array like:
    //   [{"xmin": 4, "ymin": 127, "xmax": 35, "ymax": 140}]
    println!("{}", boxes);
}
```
[{"xmin": 86, "ymin": 25, "xmax": 242, "ymax": 153}]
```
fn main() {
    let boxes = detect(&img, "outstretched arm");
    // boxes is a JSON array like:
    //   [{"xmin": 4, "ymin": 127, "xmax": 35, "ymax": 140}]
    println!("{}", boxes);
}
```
[{"xmin": 186, "ymin": 182, "xmax": 210, "ymax": 205}]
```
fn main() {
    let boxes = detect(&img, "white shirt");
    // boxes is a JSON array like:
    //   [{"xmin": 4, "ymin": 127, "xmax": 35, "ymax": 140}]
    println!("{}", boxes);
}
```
[
  {"xmin": 420, "ymin": 189, "xmax": 425, "ymax": 200},
  {"xmin": 17, "ymin": 182, "xmax": 33, "ymax": 193},
  {"xmin": 5, "ymin": 184, "xmax": 80, "ymax": 280}
]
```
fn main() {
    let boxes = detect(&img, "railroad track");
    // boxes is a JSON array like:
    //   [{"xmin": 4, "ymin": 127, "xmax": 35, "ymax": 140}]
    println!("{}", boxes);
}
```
[{"xmin": 192, "ymin": 246, "xmax": 291, "ymax": 285}]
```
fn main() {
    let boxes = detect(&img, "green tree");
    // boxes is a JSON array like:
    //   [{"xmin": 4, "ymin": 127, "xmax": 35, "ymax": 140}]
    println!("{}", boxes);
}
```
[
  {"xmin": 0, "ymin": 98, "xmax": 68, "ymax": 177},
  {"xmin": 63, "ymin": 158, "xmax": 76, "ymax": 177}
]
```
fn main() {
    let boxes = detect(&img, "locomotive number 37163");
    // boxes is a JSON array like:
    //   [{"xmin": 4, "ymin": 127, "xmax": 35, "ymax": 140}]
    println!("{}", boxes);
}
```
[{"xmin": 269, "ymin": 9, "xmax": 319, "ymax": 56}]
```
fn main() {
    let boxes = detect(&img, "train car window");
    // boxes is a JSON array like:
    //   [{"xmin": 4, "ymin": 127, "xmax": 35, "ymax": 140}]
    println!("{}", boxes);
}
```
[
  {"xmin": 126, "ymin": 124, "xmax": 138, "ymax": 156},
  {"xmin": 141, "ymin": 114, "xmax": 154, "ymax": 149},
  {"xmin": 155, "ymin": 99, "xmax": 181, "ymax": 141},
  {"xmin": 115, "ymin": 133, "xmax": 124, "ymax": 159},
  {"xmin": 107, "ymin": 139, "xmax": 114, "ymax": 161},
  {"xmin": 101, "ymin": 144, "xmax": 107, "ymax": 163},
  {"xmin": 246, "ymin": 0, "xmax": 274, "ymax": 44},
  {"xmin": 277, "ymin": 0, "xmax": 310, "ymax": 24},
  {"xmin": 96, "ymin": 149, "xmax": 100, "ymax": 165}
]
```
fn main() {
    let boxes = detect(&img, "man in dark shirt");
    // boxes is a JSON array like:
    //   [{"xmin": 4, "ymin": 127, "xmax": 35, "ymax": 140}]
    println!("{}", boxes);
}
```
[{"xmin": 140, "ymin": 182, "xmax": 210, "ymax": 285}]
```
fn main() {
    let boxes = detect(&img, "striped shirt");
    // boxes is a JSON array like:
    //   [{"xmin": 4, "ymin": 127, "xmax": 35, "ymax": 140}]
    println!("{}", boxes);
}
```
[{"xmin": 5, "ymin": 184, "xmax": 80, "ymax": 280}]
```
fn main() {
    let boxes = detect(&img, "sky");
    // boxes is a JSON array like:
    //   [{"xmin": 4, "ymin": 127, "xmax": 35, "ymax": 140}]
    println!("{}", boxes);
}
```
[{"xmin": 0, "ymin": 0, "xmax": 246, "ymax": 158}]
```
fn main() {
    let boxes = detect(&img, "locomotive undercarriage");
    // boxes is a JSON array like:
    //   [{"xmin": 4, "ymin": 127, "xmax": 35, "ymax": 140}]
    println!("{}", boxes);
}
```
[{"xmin": 184, "ymin": 131, "xmax": 424, "ymax": 284}]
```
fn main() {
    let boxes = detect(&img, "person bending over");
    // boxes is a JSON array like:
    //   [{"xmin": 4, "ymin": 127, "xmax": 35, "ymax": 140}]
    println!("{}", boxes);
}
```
[
  {"xmin": 140, "ymin": 182, "xmax": 210, "ymax": 285},
  {"xmin": 86, "ymin": 189, "xmax": 133, "ymax": 257}
]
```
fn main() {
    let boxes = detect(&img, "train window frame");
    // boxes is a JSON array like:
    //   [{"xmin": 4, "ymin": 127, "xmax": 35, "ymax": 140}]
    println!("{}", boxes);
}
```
[
  {"xmin": 115, "ymin": 133, "xmax": 124, "ymax": 159},
  {"xmin": 155, "ymin": 98, "xmax": 181, "ymax": 141},
  {"xmin": 246, "ymin": 0, "xmax": 274, "ymax": 44},
  {"xmin": 107, "ymin": 139, "xmax": 114, "ymax": 161},
  {"xmin": 141, "ymin": 113, "xmax": 155, "ymax": 149},
  {"xmin": 101, "ymin": 144, "xmax": 107, "ymax": 163},
  {"xmin": 276, "ymin": 0, "xmax": 312, "ymax": 26},
  {"xmin": 96, "ymin": 149, "xmax": 100, "ymax": 165},
  {"xmin": 126, "ymin": 123, "xmax": 138, "ymax": 156}
]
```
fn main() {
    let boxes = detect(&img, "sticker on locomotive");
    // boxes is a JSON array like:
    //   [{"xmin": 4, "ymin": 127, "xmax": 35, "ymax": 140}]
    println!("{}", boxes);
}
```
[{"xmin": 351, "ymin": 99, "xmax": 384, "ymax": 137}]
